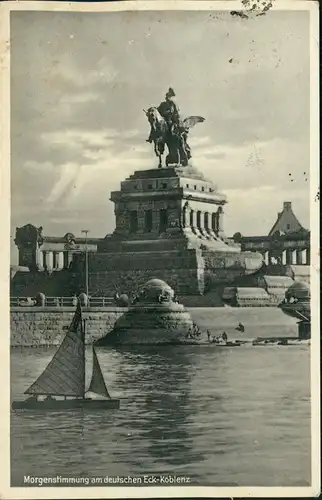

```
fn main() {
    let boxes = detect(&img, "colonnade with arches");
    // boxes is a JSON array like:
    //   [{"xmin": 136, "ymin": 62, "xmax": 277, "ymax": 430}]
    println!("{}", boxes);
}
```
[
  {"xmin": 36, "ymin": 251, "xmax": 73, "ymax": 271},
  {"xmin": 261, "ymin": 247, "xmax": 310, "ymax": 266},
  {"xmin": 182, "ymin": 203, "xmax": 224, "ymax": 238}
]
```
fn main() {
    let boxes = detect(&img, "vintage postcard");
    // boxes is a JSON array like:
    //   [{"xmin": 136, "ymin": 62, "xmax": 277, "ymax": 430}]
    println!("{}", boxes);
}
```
[{"xmin": 0, "ymin": 0, "xmax": 320, "ymax": 498}]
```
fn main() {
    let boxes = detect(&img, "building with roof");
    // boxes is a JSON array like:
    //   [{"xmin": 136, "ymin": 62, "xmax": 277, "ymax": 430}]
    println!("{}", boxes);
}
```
[
  {"xmin": 14, "ymin": 225, "xmax": 100, "ymax": 271},
  {"xmin": 11, "ymin": 192, "xmax": 310, "ymax": 306},
  {"xmin": 11, "ymin": 165, "xmax": 265, "ymax": 300},
  {"xmin": 268, "ymin": 201, "xmax": 305, "ymax": 236},
  {"xmin": 235, "ymin": 201, "xmax": 310, "ymax": 266}
]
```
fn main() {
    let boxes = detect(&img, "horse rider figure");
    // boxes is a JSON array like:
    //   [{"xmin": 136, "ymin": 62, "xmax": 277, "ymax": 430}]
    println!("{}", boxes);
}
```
[
  {"xmin": 158, "ymin": 87, "xmax": 180, "ymax": 137},
  {"xmin": 147, "ymin": 88, "xmax": 182, "ymax": 144},
  {"xmin": 145, "ymin": 88, "xmax": 205, "ymax": 166}
]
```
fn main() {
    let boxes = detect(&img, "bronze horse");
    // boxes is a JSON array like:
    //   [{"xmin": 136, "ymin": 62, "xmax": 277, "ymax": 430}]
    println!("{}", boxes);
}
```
[{"xmin": 145, "ymin": 107, "xmax": 204, "ymax": 168}]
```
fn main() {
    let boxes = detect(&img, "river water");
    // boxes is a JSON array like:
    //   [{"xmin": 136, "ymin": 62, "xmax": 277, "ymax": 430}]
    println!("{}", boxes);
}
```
[{"xmin": 11, "ymin": 334, "xmax": 311, "ymax": 487}]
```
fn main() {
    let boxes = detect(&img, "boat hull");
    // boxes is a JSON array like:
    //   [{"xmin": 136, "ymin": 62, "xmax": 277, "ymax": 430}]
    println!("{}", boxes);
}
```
[
  {"xmin": 211, "ymin": 341, "xmax": 242, "ymax": 347},
  {"xmin": 11, "ymin": 398, "xmax": 120, "ymax": 411},
  {"xmin": 252, "ymin": 340, "xmax": 310, "ymax": 346},
  {"xmin": 213, "ymin": 343, "xmax": 241, "ymax": 348}
]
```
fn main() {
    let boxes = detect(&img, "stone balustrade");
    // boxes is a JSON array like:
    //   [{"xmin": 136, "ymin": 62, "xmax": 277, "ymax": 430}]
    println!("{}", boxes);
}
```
[{"xmin": 10, "ymin": 295, "xmax": 115, "ymax": 308}]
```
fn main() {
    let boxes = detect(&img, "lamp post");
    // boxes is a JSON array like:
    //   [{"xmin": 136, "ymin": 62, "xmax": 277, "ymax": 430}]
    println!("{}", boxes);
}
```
[{"xmin": 81, "ymin": 229, "xmax": 89, "ymax": 297}]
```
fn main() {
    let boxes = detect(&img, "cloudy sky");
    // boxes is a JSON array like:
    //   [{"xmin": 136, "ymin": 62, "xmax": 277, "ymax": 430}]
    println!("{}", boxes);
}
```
[{"xmin": 10, "ymin": 9, "xmax": 310, "ymax": 261}]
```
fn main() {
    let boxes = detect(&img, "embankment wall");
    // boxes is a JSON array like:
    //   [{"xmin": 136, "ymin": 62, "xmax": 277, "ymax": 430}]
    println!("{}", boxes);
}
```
[
  {"xmin": 10, "ymin": 307, "xmax": 126, "ymax": 347},
  {"xmin": 10, "ymin": 306, "xmax": 298, "ymax": 347}
]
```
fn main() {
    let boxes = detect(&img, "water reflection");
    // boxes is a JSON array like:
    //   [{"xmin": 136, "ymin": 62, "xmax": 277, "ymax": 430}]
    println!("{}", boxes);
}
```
[
  {"xmin": 107, "ymin": 345, "xmax": 204, "ymax": 471},
  {"xmin": 11, "ymin": 344, "xmax": 311, "ymax": 485}
]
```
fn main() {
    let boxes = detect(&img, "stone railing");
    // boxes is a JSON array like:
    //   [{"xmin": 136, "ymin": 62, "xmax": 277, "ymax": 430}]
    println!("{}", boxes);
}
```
[{"xmin": 10, "ymin": 296, "xmax": 115, "ymax": 308}]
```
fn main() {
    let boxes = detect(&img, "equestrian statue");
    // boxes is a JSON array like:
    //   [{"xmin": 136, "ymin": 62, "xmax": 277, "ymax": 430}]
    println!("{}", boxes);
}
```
[{"xmin": 144, "ymin": 88, "xmax": 205, "ymax": 168}]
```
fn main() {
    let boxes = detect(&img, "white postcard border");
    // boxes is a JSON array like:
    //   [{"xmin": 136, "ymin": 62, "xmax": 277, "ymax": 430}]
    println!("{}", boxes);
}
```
[{"xmin": 0, "ymin": 1, "xmax": 319, "ymax": 498}]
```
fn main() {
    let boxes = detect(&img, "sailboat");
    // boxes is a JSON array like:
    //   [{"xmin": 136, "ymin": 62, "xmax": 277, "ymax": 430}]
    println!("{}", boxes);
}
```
[{"xmin": 12, "ymin": 302, "xmax": 120, "ymax": 410}]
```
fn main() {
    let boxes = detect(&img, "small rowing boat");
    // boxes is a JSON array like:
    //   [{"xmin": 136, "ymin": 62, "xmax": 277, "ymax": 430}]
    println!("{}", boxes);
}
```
[{"xmin": 212, "ymin": 341, "xmax": 242, "ymax": 348}]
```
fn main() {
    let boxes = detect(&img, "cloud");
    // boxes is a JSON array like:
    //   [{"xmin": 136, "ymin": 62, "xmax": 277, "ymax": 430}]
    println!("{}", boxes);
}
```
[
  {"xmin": 41, "ymin": 129, "xmax": 119, "ymax": 150},
  {"xmin": 46, "ymin": 163, "xmax": 80, "ymax": 204},
  {"xmin": 47, "ymin": 54, "xmax": 118, "ymax": 90},
  {"xmin": 9, "ymin": 9, "xmax": 310, "ymax": 258},
  {"xmin": 58, "ymin": 91, "xmax": 99, "ymax": 106},
  {"xmin": 224, "ymin": 185, "xmax": 309, "ymax": 236}
]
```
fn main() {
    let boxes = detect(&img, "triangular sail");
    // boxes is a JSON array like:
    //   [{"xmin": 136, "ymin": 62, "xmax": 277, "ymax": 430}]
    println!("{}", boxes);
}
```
[
  {"xmin": 25, "ymin": 302, "xmax": 85, "ymax": 397},
  {"xmin": 87, "ymin": 347, "xmax": 111, "ymax": 399}
]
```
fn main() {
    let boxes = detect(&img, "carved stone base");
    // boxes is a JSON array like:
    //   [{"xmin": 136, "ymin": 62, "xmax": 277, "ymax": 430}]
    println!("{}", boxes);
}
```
[{"xmin": 96, "ymin": 279, "xmax": 195, "ymax": 345}]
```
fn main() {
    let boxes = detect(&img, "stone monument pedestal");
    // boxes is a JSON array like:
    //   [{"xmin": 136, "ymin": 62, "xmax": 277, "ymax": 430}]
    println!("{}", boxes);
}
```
[{"xmin": 81, "ymin": 165, "xmax": 263, "ymax": 301}]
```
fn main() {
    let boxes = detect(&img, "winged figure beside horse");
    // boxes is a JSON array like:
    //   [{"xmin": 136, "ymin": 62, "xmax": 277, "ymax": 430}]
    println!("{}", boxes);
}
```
[{"xmin": 144, "ymin": 88, "xmax": 205, "ymax": 168}]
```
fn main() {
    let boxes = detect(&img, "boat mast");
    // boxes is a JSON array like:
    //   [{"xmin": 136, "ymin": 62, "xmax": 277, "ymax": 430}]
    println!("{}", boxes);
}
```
[
  {"xmin": 24, "ymin": 300, "xmax": 87, "ymax": 400},
  {"xmin": 82, "ymin": 315, "xmax": 86, "ymax": 398}
]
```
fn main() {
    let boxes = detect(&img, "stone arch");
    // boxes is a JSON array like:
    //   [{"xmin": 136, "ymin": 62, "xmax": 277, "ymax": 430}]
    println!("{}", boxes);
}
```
[
  {"xmin": 189, "ymin": 209, "xmax": 194, "ymax": 228},
  {"xmin": 211, "ymin": 213, "xmax": 217, "ymax": 233},
  {"xmin": 182, "ymin": 204, "xmax": 188, "ymax": 227},
  {"xmin": 196, "ymin": 211, "xmax": 202, "ymax": 231},
  {"xmin": 204, "ymin": 212, "xmax": 209, "ymax": 231},
  {"xmin": 129, "ymin": 210, "xmax": 138, "ymax": 233}
]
